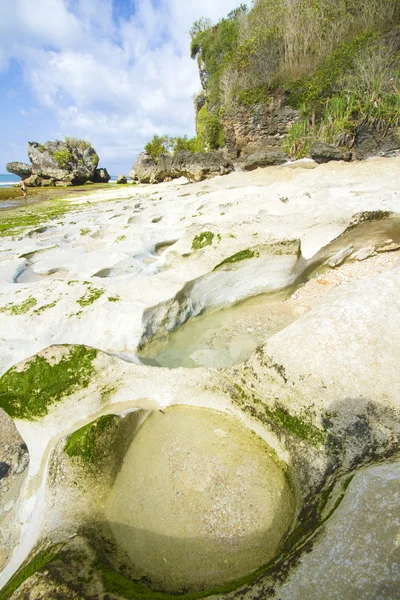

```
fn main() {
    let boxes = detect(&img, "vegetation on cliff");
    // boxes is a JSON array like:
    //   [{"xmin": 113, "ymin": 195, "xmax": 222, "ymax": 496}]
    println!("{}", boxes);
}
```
[
  {"xmin": 191, "ymin": 0, "xmax": 400, "ymax": 157},
  {"xmin": 144, "ymin": 0, "xmax": 399, "ymax": 160}
]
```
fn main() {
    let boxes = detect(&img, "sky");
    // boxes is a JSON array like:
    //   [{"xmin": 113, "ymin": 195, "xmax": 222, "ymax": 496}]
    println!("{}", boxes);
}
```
[{"xmin": 0, "ymin": 0, "xmax": 249, "ymax": 175}]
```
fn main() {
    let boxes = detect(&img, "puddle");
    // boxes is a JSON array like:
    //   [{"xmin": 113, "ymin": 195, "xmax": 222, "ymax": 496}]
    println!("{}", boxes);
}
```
[
  {"xmin": 139, "ymin": 292, "xmax": 296, "ymax": 368},
  {"xmin": 139, "ymin": 213, "xmax": 400, "ymax": 369},
  {"xmin": 105, "ymin": 405, "xmax": 295, "ymax": 594}
]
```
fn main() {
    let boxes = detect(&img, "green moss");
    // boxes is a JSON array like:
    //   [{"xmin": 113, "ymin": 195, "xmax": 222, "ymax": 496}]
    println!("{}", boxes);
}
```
[
  {"xmin": 191, "ymin": 231, "xmax": 214, "ymax": 250},
  {"xmin": 107, "ymin": 296, "xmax": 120, "ymax": 302},
  {"xmin": 0, "ymin": 345, "xmax": 97, "ymax": 420},
  {"xmin": 0, "ymin": 546, "xmax": 61, "ymax": 600},
  {"xmin": 115, "ymin": 235, "xmax": 127, "ymax": 242},
  {"xmin": 77, "ymin": 286, "xmax": 104, "ymax": 307},
  {"xmin": 33, "ymin": 300, "xmax": 58, "ymax": 315},
  {"xmin": 0, "ymin": 297, "xmax": 37, "ymax": 315},
  {"xmin": 65, "ymin": 414, "xmax": 119, "ymax": 463},
  {"xmin": 214, "ymin": 248, "xmax": 256, "ymax": 269},
  {"xmin": 80, "ymin": 227, "xmax": 91, "ymax": 236},
  {"xmin": 99, "ymin": 559, "xmax": 266, "ymax": 600},
  {"xmin": 230, "ymin": 383, "xmax": 325, "ymax": 447}
]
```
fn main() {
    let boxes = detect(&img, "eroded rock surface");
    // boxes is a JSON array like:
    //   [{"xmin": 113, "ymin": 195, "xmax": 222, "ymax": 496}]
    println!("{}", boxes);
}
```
[{"xmin": 0, "ymin": 158, "xmax": 400, "ymax": 599}]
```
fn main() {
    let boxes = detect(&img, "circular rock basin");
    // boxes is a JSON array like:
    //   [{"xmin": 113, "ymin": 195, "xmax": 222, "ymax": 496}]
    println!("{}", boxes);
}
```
[{"xmin": 105, "ymin": 406, "xmax": 295, "ymax": 593}]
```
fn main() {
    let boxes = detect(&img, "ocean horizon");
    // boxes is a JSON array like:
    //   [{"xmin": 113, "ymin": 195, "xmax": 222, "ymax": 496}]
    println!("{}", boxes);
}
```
[{"xmin": 0, "ymin": 173, "xmax": 122, "ymax": 187}]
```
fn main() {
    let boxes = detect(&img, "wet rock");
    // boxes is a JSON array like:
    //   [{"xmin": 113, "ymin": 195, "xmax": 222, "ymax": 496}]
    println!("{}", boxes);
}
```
[
  {"xmin": 310, "ymin": 141, "xmax": 352, "ymax": 164},
  {"xmin": 93, "ymin": 168, "xmax": 111, "ymax": 183},
  {"xmin": 6, "ymin": 161, "xmax": 32, "ymax": 179}
]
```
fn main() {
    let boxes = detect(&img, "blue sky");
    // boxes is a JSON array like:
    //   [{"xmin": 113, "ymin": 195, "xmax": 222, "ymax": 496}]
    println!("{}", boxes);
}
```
[{"xmin": 0, "ymin": 0, "xmax": 248, "ymax": 175}]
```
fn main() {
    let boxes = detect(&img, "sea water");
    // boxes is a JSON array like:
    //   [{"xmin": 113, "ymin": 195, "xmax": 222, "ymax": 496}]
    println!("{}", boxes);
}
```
[{"xmin": 0, "ymin": 174, "xmax": 19, "ymax": 187}]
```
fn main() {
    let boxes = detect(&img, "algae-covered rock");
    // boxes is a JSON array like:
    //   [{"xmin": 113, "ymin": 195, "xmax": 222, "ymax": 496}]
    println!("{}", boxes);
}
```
[{"xmin": 0, "ymin": 345, "xmax": 97, "ymax": 421}]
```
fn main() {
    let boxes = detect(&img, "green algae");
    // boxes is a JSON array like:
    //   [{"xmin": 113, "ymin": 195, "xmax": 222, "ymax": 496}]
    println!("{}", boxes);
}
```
[
  {"xmin": 191, "ymin": 231, "xmax": 214, "ymax": 250},
  {"xmin": 115, "ymin": 235, "xmax": 127, "ymax": 242},
  {"xmin": 0, "ymin": 346, "xmax": 97, "ymax": 420},
  {"xmin": 230, "ymin": 382, "xmax": 325, "ymax": 447},
  {"xmin": 0, "ymin": 200, "xmax": 72, "ymax": 238},
  {"xmin": 0, "ymin": 297, "xmax": 37, "ymax": 315},
  {"xmin": 77, "ymin": 286, "xmax": 104, "ymax": 307},
  {"xmin": 80, "ymin": 227, "xmax": 91, "ymax": 236},
  {"xmin": 33, "ymin": 300, "xmax": 58, "ymax": 315},
  {"xmin": 108, "ymin": 296, "xmax": 120, "ymax": 302},
  {"xmin": 214, "ymin": 248, "xmax": 256, "ymax": 270},
  {"xmin": 0, "ymin": 546, "xmax": 62, "ymax": 600},
  {"xmin": 65, "ymin": 414, "xmax": 119, "ymax": 463}
]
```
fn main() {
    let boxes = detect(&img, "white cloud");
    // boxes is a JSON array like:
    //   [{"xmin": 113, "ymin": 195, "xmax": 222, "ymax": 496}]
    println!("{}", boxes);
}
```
[{"xmin": 0, "ymin": 0, "xmax": 249, "ymax": 171}]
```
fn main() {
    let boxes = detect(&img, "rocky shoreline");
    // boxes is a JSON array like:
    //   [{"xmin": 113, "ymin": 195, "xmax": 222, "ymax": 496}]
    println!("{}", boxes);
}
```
[{"xmin": 0, "ymin": 156, "xmax": 400, "ymax": 598}]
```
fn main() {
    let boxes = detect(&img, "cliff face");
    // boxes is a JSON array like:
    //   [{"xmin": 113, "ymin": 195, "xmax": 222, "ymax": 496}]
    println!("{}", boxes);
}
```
[
  {"xmin": 191, "ymin": 1, "xmax": 400, "ymax": 162},
  {"xmin": 222, "ymin": 94, "xmax": 299, "ymax": 159}
]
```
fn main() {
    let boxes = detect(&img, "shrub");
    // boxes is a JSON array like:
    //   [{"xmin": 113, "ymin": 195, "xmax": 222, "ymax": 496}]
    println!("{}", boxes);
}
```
[{"xmin": 196, "ymin": 104, "xmax": 225, "ymax": 150}]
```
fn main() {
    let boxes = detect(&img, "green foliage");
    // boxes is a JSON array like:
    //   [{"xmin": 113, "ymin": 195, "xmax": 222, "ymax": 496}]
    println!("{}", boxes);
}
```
[
  {"xmin": 236, "ymin": 85, "xmax": 270, "ymax": 106},
  {"xmin": 287, "ymin": 31, "xmax": 379, "ymax": 111},
  {"xmin": 196, "ymin": 104, "xmax": 225, "ymax": 150},
  {"xmin": 65, "ymin": 414, "xmax": 119, "ymax": 463},
  {"xmin": 0, "ymin": 346, "xmax": 97, "ymax": 420},
  {"xmin": 192, "ymin": 231, "xmax": 214, "ymax": 250},
  {"xmin": 144, "ymin": 135, "xmax": 173, "ymax": 159},
  {"xmin": 53, "ymin": 149, "xmax": 73, "ymax": 169}
]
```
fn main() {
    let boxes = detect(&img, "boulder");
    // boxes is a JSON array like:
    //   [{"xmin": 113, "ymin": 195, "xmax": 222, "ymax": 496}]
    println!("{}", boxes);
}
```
[
  {"xmin": 242, "ymin": 150, "xmax": 288, "ymax": 171},
  {"xmin": 117, "ymin": 174, "xmax": 128, "ymax": 184},
  {"xmin": 354, "ymin": 125, "xmax": 400, "ymax": 160},
  {"xmin": 7, "ymin": 140, "xmax": 100, "ymax": 187},
  {"xmin": 93, "ymin": 168, "xmax": 111, "ymax": 183},
  {"xmin": 6, "ymin": 162, "xmax": 32, "ymax": 179},
  {"xmin": 310, "ymin": 141, "xmax": 352, "ymax": 164},
  {"xmin": 27, "ymin": 140, "xmax": 99, "ymax": 185},
  {"xmin": 130, "ymin": 151, "xmax": 234, "ymax": 184}
]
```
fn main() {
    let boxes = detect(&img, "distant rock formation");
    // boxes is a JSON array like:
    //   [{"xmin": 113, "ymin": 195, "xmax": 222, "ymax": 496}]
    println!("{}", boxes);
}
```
[
  {"xmin": 7, "ymin": 139, "xmax": 104, "ymax": 186},
  {"xmin": 130, "ymin": 151, "xmax": 233, "ymax": 184},
  {"xmin": 117, "ymin": 174, "xmax": 128, "ymax": 184},
  {"xmin": 93, "ymin": 168, "xmax": 111, "ymax": 183}
]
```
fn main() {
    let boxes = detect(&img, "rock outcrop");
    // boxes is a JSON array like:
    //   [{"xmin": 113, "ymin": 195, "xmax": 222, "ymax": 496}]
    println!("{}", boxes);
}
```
[
  {"xmin": 5, "ymin": 162, "xmax": 32, "ymax": 179},
  {"xmin": 7, "ymin": 140, "xmax": 102, "ymax": 187},
  {"xmin": 93, "ymin": 168, "xmax": 111, "ymax": 183},
  {"xmin": 130, "ymin": 150, "xmax": 234, "ymax": 183},
  {"xmin": 241, "ymin": 150, "xmax": 288, "ymax": 170},
  {"xmin": 310, "ymin": 141, "xmax": 352, "ymax": 163},
  {"xmin": 223, "ymin": 95, "xmax": 299, "ymax": 160},
  {"xmin": 354, "ymin": 124, "xmax": 400, "ymax": 160},
  {"xmin": 117, "ymin": 174, "xmax": 127, "ymax": 184}
]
